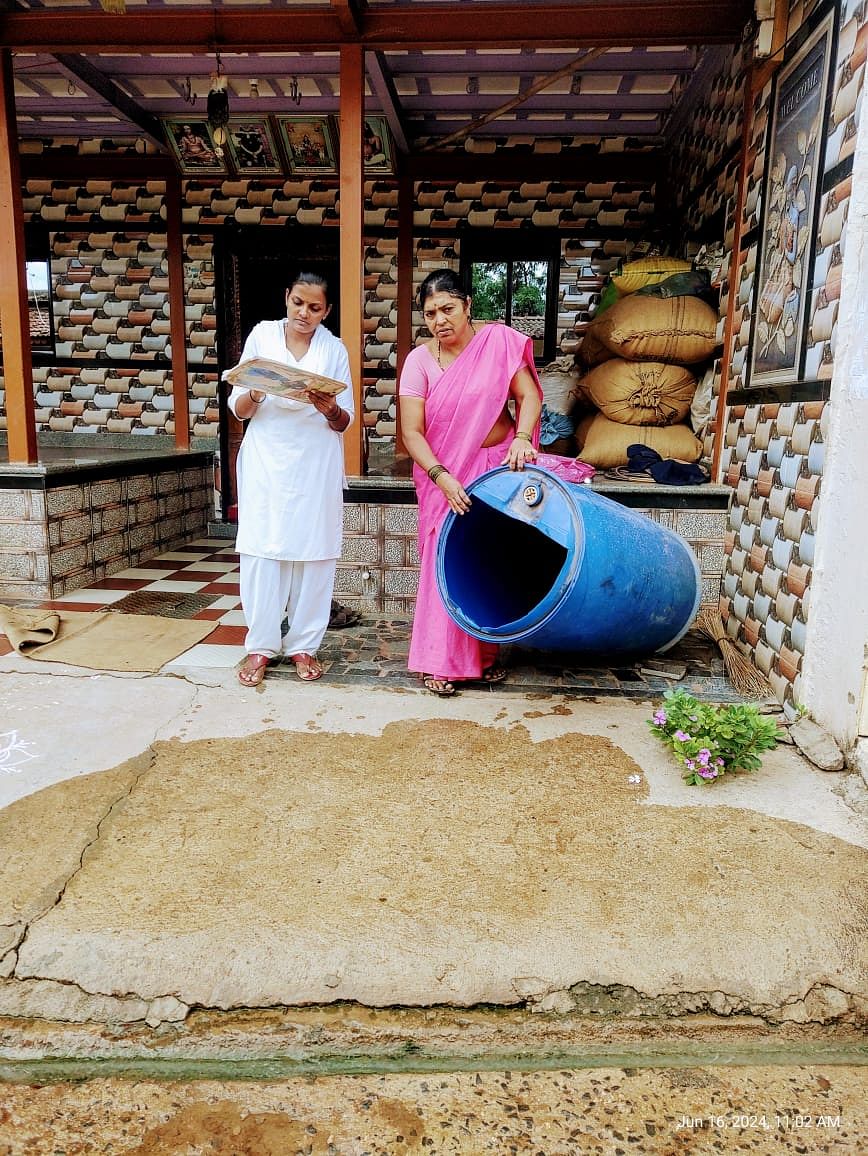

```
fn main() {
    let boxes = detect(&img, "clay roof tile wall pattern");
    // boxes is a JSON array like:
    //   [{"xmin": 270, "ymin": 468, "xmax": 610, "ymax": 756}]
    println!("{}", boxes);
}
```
[{"xmin": 706, "ymin": 0, "xmax": 867, "ymax": 713}]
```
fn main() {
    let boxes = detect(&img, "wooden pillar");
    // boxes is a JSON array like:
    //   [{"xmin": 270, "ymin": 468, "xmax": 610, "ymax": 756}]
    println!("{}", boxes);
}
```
[
  {"xmin": 339, "ymin": 43, "xmax": 365, "ymax": 476},
  {"xmin": 395, "ymin": 166, "xmax": 414, "ymax": 457},
  {"xmin": 0, "ymin": 49, "xmax": 37, "ymax": 464},
  {"xmin": 166, "ymin": 172, "xmax": 191, "ymax": 451}
]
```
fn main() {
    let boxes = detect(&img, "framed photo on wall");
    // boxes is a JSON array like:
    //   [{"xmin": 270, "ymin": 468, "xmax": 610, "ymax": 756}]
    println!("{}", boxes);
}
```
[
  {"xmin": 363, "ymin": 115, "xmax": 394, "ymax": 174},
  {"xmin": 276, "ymin": 115, "xmax": 338, "ymax": 175},
  {"xmin": 163, "ymin": 118, "xmax": 229, "ymax": 176},
  {"xmin": 225, "ymin": 117, "xmax": 284, "ymax": 176},
  {"xmin": 747, "ymin": 6, "xmax": 835, "ymax": 388}
]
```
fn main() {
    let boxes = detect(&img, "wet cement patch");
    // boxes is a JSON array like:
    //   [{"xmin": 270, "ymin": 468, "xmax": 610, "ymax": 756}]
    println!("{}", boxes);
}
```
[
  {"xmin": 0, "ymin": 1066, "xmax": 866, "ymax": 1154},
  {"xmin": 5, "ymin": 719, "xmax": 866, "ymax": 1014}
]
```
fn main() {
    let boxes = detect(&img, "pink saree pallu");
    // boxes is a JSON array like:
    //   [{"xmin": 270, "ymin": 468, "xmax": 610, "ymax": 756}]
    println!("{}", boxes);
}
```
[{"xmin": 409, "ymin": 324, "xmax": 541, "ymax": 680}]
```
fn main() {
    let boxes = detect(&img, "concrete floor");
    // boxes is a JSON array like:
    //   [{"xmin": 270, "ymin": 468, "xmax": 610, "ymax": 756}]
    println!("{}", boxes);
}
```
[{"xmin": 0, "ymin": 642, "xmax": 866, "ymax": 1148}]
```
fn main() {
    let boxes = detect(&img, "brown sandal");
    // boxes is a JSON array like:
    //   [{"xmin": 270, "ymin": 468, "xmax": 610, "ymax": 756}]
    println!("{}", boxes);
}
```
[
  {"xmin": 423, "ymin": 675, "xmax": 458, "ymax": 697},
  {"xmin": 238, "ymin": 653, "xmax": 269, "ymax": 687},
  {"xmin": 289, "ymin": 652, "xmax": 323, "ymax": 681}
]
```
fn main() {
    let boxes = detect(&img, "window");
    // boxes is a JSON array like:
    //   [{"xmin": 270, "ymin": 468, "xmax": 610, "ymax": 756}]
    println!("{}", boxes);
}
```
[
  {"xmin": 0, "ymin": 228, "xmax": 55, "ymax": 358},
  {"xmin": 460, "ymin": 230, "xmax": 560, "ymax": 363},
  {"xmin": 26, "ymin": 256, "xmax": 55, "ymax": 353}
]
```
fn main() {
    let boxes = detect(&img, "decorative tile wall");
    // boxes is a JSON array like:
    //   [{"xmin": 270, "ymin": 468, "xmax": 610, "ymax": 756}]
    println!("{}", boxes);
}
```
[
  {"xmin": 686, "ymin": 0, "xmax": 867, "ymax": 711},
  {"xmin": 0, "ymin": 462, "xmax": 212, "ymax": 600},
  {"xmin": 4, "ymin": 175, "xmax": 657, "ymax": 449}
]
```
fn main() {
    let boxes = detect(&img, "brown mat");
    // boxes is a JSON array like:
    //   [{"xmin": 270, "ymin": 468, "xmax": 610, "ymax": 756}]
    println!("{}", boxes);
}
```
[
  {"xmin": 109, "ymin": 589, "xmax": 220, "ymax": 618},
  {"xmin": 0, "ymin": 604, "xmax": 217, "ymax": 673}
]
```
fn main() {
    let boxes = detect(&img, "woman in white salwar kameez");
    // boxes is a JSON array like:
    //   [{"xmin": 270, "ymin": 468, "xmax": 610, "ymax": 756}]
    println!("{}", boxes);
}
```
[{"xmin": 228, "ymin": 272, "xmax": 354, "ymax": 686}]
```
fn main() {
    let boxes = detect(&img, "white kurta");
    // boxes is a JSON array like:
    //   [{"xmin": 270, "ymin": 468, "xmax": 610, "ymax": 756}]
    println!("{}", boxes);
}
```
[{"xmin": 228, "ymin": 320, "xmax": 354, "ymax": 560}]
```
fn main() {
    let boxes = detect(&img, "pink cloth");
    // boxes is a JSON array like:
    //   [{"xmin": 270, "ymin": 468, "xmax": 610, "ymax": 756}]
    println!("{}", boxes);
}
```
[{"xmin": 403, "ymin": 323, "xmax": 542, "ymax": 680}]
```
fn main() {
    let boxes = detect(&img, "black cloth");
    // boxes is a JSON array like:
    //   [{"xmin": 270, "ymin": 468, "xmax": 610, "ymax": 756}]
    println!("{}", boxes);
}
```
[{"xmin": 626, "ymin": 443, "xmax": 708, "ymax": 486}]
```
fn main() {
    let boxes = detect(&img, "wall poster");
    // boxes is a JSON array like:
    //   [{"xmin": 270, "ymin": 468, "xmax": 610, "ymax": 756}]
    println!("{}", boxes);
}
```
[{"xmin": 748, "ymin": 6, "xmax": 836, "ymax": 388}]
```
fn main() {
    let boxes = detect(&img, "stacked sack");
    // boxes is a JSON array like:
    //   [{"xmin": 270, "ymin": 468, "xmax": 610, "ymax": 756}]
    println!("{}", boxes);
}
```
[
  {"xmin": 536, "ymin": 354, "xmax": 583, "ymax": 456},
  {"xmin": 574, "ymin": 255, "xmax": 719, "ymax": 469}
]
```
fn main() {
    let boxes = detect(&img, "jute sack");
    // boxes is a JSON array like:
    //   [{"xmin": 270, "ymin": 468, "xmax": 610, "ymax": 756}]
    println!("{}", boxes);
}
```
[
  {"xmin": 610, "ymin": 255, "xmax": 693, "ymax": 295},
  {"xmin": 590, "ymin": 294, "xmax": 719, "ymax": 364},
  {"xmin": 576, "ymin": 412, "xmax": 703, "ymax": 469},
  {"xmin": 577, "ymin": 324, "xmax": 614, "ymax": 367},
  {"xmin": 580, "ymin": 359, "xmax": 696, "ymax": 426},
  {"xmin": 537, "ymin": 356, "xmax": 581, "ymax": 414}
]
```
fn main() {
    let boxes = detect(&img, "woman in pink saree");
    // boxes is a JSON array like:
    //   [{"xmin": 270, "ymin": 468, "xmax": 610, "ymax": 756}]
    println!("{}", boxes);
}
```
[{"xmin": 399, "ymin": 269, "xmax": 542, "ymax": 696}]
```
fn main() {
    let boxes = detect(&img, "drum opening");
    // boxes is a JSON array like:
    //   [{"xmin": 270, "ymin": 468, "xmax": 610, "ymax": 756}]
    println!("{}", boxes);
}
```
[{"xmin": 440, "ymin": 498, "xmax": 568, "ymax": 630}]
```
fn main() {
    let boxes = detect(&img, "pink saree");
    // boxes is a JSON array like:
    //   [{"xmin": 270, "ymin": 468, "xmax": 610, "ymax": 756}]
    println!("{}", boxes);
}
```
[{"xmin": 409, "ymin": 323, "xmax": 542, "ymax": 680}]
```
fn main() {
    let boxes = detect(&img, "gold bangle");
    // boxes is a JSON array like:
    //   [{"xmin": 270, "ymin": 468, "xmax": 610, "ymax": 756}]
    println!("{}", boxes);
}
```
[
  {"xmin": 427, "ymin": 464, "xmax": 448, "ymax": 483},
  {"xmin": 514, "ymin": 431, "xmax": 532, "ymax": 442}
]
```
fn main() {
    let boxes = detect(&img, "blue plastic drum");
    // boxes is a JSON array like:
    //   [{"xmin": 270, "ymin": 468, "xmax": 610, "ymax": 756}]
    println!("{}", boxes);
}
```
[{"xmin": 435, "ymin": 465, "xmax": 701, "ymax": 655}]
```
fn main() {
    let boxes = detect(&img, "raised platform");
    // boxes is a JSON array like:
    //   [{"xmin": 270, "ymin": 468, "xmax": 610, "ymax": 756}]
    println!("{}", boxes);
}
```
[
  {"xmin": 0, "ymin": 444, "xmax": 214, "ymax": 600},
  {"xmin": 211, "ymin": 474, "xmax": 731, "ymax": 617}
]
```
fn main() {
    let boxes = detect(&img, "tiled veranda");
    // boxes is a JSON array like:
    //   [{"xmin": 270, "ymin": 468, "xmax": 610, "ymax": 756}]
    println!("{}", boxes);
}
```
[{"xmin": 0, "ymin": 537, "xmax": 740, "ymax": 701}]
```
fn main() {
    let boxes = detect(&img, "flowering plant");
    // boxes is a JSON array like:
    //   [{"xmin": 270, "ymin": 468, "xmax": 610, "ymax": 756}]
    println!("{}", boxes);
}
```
[{"xmin": 648, "ymin": 689, "xmax": 781, "ymax": 785}]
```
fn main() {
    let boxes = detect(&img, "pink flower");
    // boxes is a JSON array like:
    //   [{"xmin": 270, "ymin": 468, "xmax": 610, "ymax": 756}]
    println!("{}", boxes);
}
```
[
  {"xmin": 698, "ymin": 766, "xmax": 719, "ymax": 780},
  {"xmin": 653, "ymin": 709, "xmax": 667, "ymax": 726},
  {"xmin": 674, "ymin": 730, "xmax": 691, "ymax": 742}
]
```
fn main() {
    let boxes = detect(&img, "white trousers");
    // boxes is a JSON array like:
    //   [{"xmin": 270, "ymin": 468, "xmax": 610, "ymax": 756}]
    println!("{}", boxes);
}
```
[{"xmin": 240, "ymin": 554, "xmax": 336, "ymax": 658}]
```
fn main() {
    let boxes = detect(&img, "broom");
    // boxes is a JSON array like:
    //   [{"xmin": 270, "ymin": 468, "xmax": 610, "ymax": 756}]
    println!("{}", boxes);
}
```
[{"xmin": 694, "ymin": 606, "xmax": 772, "ymax": 698}]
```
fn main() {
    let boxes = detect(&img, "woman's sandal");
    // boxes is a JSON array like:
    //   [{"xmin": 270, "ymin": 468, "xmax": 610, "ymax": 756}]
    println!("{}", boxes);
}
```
[
  {"xmin": 289, "ymin": 652, "xmax": 323, "ymax": 681},
  {"xmin": 238, "ymin": 653, "xmax": 269, "ymax": 687},
  {"xmin": 480, "ymin": 664, "xmax": 508, "ymax": 684},
  {"xmin": 423, "ymin": 675, "xmax": 458, "ymax": 697}
]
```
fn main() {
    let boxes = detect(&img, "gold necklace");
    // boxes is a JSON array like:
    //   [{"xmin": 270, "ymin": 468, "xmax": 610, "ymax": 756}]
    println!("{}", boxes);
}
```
[{"xmin": 436, "ymin": 321, "xmax": 475, "ymax": 369}]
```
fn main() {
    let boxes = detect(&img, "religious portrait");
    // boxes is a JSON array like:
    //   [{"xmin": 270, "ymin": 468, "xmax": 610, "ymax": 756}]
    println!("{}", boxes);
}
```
[
  {"xmin": 163, "ymin": 118, "xmax": 229, "ymax": 176},
  {"xmin": 226, "ymin": 118, "xmax": 284, "ymax": 176},
  {"xmin": 276, "ymin": 116, "xmax": 339, "ymax": 175},
  {"xmin": 748, "ymin": 7, "xmax": 835, "ymax": 387}
]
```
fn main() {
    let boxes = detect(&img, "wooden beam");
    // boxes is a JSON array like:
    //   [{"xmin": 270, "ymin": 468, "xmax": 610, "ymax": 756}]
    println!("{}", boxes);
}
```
[
  {"xmin": 53, "ymin": 53, "xmax": 166, "ymax": 148},
  {"xmin": 165, "ymin": 173, "xmax": 190, "ymax": 451},
  {"xmin": 339, "ymin": 42, "xmax": 364, "ymax": 477},
  {"xmin": 396, "ymin": 167, "xmax": 413, "ymax": 458},
  {"xmin": 0, "ymin": 3, "xmax": 753, "ymax": 52},
  {"xmin": 18, "ymin": 144, "xmax": 662, "ymax": 186},
  {"xmin": 367, "ymin": 50, "xmax": 409, "ymax": 155},
  {"xmin": 419, "ymin": 47, "xmax": 606, "ymax": 152},
  {"xmin": 330, "ymin": 0, "xmax": 367, "ymax": 38},
  {"xmin": 0, "ymin": 48, "xmax": 37, "ymax": 464}
]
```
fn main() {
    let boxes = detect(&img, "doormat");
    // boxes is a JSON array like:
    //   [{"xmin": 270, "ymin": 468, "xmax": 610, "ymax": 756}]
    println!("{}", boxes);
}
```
[
  {"xmin": 108, "ymin": 590, "xmax": 220, "ymax": 619},
  {"xmin": 0, "ymin": 604, "xmax": 217, "ymax": 672}
]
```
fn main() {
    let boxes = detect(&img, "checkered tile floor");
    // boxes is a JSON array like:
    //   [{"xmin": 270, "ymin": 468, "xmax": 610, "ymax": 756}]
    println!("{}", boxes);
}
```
[
  {"xmin": 0, "ymin": 538, "xmax": 246, "ymax": 671},
  {"xmin": 1, "ymin": 537, "xmax": 746, "ymax": 701}
]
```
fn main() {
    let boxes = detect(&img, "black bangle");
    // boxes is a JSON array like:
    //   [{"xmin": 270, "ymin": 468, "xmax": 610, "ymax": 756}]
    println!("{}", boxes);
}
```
[{"xmin": 327, "ymin": 406, "xmax": 342, "ymax": 422}]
